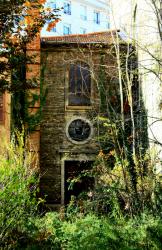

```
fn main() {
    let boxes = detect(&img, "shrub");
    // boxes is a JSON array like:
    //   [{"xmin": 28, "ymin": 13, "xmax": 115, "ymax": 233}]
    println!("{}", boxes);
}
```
[
  {"xmin": 0, "ymin": 132, "xmax": 39, "ymax": 249},
  {"xmin": 25, "ymin": 211, "xmax": 162, "ymax": 250}
]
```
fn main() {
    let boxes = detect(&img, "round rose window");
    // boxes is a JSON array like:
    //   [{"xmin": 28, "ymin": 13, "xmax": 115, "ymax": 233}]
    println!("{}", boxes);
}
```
[{"xmin": 67, "ymin": 118, "xmax": 92, "ymax": 143}]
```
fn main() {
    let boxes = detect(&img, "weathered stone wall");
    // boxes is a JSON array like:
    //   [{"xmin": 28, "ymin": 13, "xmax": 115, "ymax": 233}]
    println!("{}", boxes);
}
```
[{"xmin": 40, "ymin": 44, "xmax": 117, "ymax": 205}]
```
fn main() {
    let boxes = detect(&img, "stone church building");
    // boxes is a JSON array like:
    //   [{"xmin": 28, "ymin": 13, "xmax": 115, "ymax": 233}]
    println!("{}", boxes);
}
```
[
  {"xmin": 40, "ymin": 31, "xmax": 121, "ymax": 206},
  {"xmin": 0, "ymin": 31, "xmax": 125, "ymax": 207}
]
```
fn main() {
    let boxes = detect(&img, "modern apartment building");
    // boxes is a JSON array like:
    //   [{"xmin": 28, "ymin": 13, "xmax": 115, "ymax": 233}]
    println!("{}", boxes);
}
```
[
  {"xmin": 41, "ymin": 0, "xmax": 110, "ymax": 36},
  {"xmin": 110, "ymin": 0, "xmax": 162, "ymax": 162}
]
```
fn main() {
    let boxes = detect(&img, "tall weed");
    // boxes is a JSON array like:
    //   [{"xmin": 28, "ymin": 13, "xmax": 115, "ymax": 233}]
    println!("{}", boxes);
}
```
[{"xmin": 0, "ymin": 132, "xmax": 39, "ymax": 249}]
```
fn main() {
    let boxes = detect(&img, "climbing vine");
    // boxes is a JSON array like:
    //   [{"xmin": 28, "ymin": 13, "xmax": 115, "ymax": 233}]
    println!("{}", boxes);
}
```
[
  {"xmin": 24, "ymin": 64, "xmax": 47, "ymax": 132},
  {"xmin": 11, "ymin": 53, "xmax": 48, "ymax": 133}
]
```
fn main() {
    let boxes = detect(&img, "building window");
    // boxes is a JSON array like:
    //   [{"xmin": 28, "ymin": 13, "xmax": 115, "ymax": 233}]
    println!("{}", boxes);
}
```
[
  {"xmin": 68, "ymin": 62, "xmax": 91, "ymax": 106},
  {"xmin": 67, "ymin": 118, "xmax": 92, "ymax": 143},
  {"xmin": 47, "ymin": 1, "xmax": 56, "ymax": 10},
  {"xmin": 51, "ymin": 26, "xmax": 56, "ymax": 32},
  {"xmin": 50, "ymin": 2, "xmax": 56, "ymax": 9},
  {"xmin": 80, "ymin": 27, "xmax": 86, "ymax": 34},
  {"xmin": 64, "ymin": 161, "xmax": 94, "ymax": 204},
  {"xmin": 107, "ymin": 22, "xmax": 110, "ymax": 29},
  {"xmin": 64, "ymin": 1, "xmax": 71, "ymax": 15},
  {"xmin": 0, "ymin": 93, "xmax": 3, "ymax": 122},
  {"xmin": 63, "ymin": 24, "xmax": 71, "ymax": 35},
  {"xmin": 46, "ymin": 19, "xmax": 57, "ymax": 32},
  {"xmin": 80, "ymin": 5, "xmax": 87, "ymax": 20},
  {"xmin": 94, "ymin": 11, "xmax": 100, "ymax": 24}
]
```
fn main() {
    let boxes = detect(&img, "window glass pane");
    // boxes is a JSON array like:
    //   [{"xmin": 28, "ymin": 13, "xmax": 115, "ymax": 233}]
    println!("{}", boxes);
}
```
[
  {"xmin": 76, "ymin": 64, "xmax": 82, "ymax": 93},
  {"xmin": 107, "ymin": 22, "xmax": 110, "ymax": 29},
  {"xmin": 80, "ymin": 28, "xmax": 86, "ymax": 34},
  {"xmin": 51, "ymin": 2, "xmax": 56, "ymax": 9},
  {"xmin": 82, "ymin": 65, "xmax": 91, "ymax": 93},
  {"xmin": 51, "ymin": 26, "xmax": 56, "ymax": 32},
  {"xmin": 47, "ymin": 1, "xmax": 56, "ymax": 9},
  {"xmin": 63, "ymin": 24, "xmax": 71, "ymax": 35},
  {"xmin": 80, "ymin": 5, "xmax": 87, "ymax": 20},
  {"xmin": 69, "ymin": 65, "xmax": 76, "ymax": 93},
  {"xmin": 64, "ymin": 1, "xmax": 71, "ymax": 15},
  {"xmin": 69, "ymin": 62, "xmax": 91, "ymax": 106},
  {"xmin": 94, "ymin": 11, "xmax": 100, "ymax": 24}
]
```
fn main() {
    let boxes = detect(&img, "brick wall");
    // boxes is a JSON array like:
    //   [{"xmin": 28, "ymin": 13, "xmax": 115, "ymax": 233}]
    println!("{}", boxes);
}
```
[
  {"xmin": 0, "ymin": 56, "xmax": 11, "ymax": 143},
  {"xmin": 0, "ymin": 92, "xmax": 11, "ymax": 144},
  {"xmin": 26, "ymin": 34, "xmax": 41, "ymax": 170}
]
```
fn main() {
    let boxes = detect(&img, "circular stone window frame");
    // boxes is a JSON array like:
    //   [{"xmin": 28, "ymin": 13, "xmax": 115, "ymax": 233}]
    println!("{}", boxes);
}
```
[{"xmin": 66, "ymin": 116, "xmax": 93, "ymax": 145}]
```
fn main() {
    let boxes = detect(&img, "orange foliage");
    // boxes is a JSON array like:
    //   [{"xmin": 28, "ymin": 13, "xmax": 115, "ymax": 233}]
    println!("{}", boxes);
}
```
[
  {"xmin": 24, "ymin": 1, "xmax": 41, "ymax": 27},
  {"xmin": 23, "ymin": 0, "xmax": 58, "ymax": 29},
  {"xmin": 24, "ymin": 16, "xmax": 34, "ymax": 26},
  {"xmin": 24, "ymin": 0, "xmax": 46, "ymax": 6},
  {"xmin": 24, "ymin": 1, "xmax": 31, "ymax": 7},
  {"xmin": 46, "ymin": 19, "xmax": 60, "ymax": 32},
  {"xmin": 38, "ymin": 0, "xmax": 46, "ymax": 3}
]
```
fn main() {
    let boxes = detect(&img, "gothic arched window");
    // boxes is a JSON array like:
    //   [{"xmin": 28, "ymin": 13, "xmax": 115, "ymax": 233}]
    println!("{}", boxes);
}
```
[{"xmin": 68, "ymin": 62, "xmax": 91, "ymax": 106}]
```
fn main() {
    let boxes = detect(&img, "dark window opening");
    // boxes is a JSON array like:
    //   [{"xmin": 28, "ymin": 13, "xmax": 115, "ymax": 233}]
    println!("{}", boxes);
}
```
[
  {"xmin": 94, "ymin": 11, "xmax": 100, "ymax": 24},
  {"xmin": 64, "ymin": 161, "xmax": 94, "ymax": 204},
  {"xmin": 69, "ymin": 62, "xmax": 91, "ymax": 106},
  {"xmin": 63, "ymin": 24, "xmax": 71, "ymax": 35},
  {"xmin": 64, "ymin": 2, "xmax": 71, "ymax": 15},
  {"xmin": 68, "ymin": 119, "xmax": 91, "ymax": 142}
]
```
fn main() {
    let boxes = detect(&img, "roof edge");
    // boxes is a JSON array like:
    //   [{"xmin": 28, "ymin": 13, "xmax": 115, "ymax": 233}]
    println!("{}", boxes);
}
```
[{"xmin": 41, "ymin": 30, "xmax": 120, "ymax": 41}]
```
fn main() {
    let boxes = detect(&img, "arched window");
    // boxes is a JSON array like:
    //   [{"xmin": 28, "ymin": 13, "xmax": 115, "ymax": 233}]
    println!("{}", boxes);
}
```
[{"xmin": 68, "ymin": 62, "xmax": 91, "ymax": 106}]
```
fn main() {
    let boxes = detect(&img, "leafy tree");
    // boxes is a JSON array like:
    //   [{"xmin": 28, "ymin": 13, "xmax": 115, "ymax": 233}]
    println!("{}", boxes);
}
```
[
  {"xmin": 0, "ymin": 0, "xmax": 59, "ymax": 92},
  {"xmin": 0, "ymin": 0, "xmax": 59, "ymax": 130}
]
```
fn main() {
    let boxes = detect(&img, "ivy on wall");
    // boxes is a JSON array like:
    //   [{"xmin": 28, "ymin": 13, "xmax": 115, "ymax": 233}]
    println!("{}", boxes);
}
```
[
  {"xmin": 24, "ymin": 65, "xmax": 47, "ymax": 133},
  {"xmin": 11, "ymin": 57, "xmax": 47, "ymax": 134}
]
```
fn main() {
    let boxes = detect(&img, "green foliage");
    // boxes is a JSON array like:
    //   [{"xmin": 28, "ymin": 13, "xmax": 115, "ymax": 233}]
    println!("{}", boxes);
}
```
[
  {"xmin": 23, "ymin": 64, "xmax": 48, "ymax": 132},
  {"xmin": 81, "ymin": 146, "xmax": 162, "ymax": 217},
  {"xmin": 93, "ymin": 49, "xmax": 152, "ymax": 215},
  {"xmin": 0, "ymin": 134, "xmax": 162, "ymax": 249},
  {"xmin": 17, "ymin": 211, "xmax": 162, "ymax": 250},
  {"xmin": 0, "ymin": 132, "xmax": 40, "ymax": 249},
  {"xmin": 11, "ymin": 62, "xmax": 47, "ymax": 132},
  {"xmin": 1, "ymin": 1, "xmax": 58, "ymax": 132},
  {"xmin": 0, "ymin": 0, "xmax": 59, "ymax": 91}
]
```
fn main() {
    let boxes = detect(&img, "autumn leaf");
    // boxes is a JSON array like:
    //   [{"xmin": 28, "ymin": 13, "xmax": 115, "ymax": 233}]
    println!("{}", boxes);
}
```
[
  {"xmin": 10, "ymin": 35, "xmax": 19, "ymax": 45},
  {"xmin": 24, "ymin": 0, "xmax": 45, "ymax": 6},
  {"xmin": 98, "ymin": 150, "xmax": 104, "ymax": 158},
  {"xmin": 24, "ymin": 16, "xmax": 34, "ymax": 26},
  {"xmin": 46, "ymin": 19, "xmax": 60, "ymax": 32},
  {"xmin": 38, "ymin": 0, "xmax": 46, "ymax": 3},
  {"xmin": 24, "ymin": 1, "xmax": 31, "ymax": 7},
  {"xmin": 45, "ymin": 7, "xmax": 51, "ymax": 12}
]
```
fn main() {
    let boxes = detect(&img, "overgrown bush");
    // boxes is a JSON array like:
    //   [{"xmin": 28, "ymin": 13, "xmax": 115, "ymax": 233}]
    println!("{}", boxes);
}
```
[
  {"xmin": 0, "ymin": 132, "xmax": 40, "ymax": 249},
  {"xmin": 22, "ymin": 212, "xmax": 162, "ymax": 250},
  {"xmin": 81, "ymin": 115, "xmax": 162, "ymax": 217},
  {"xmin": 1, "ymin": 132, "xmax": 162, "ymax": 249}
]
